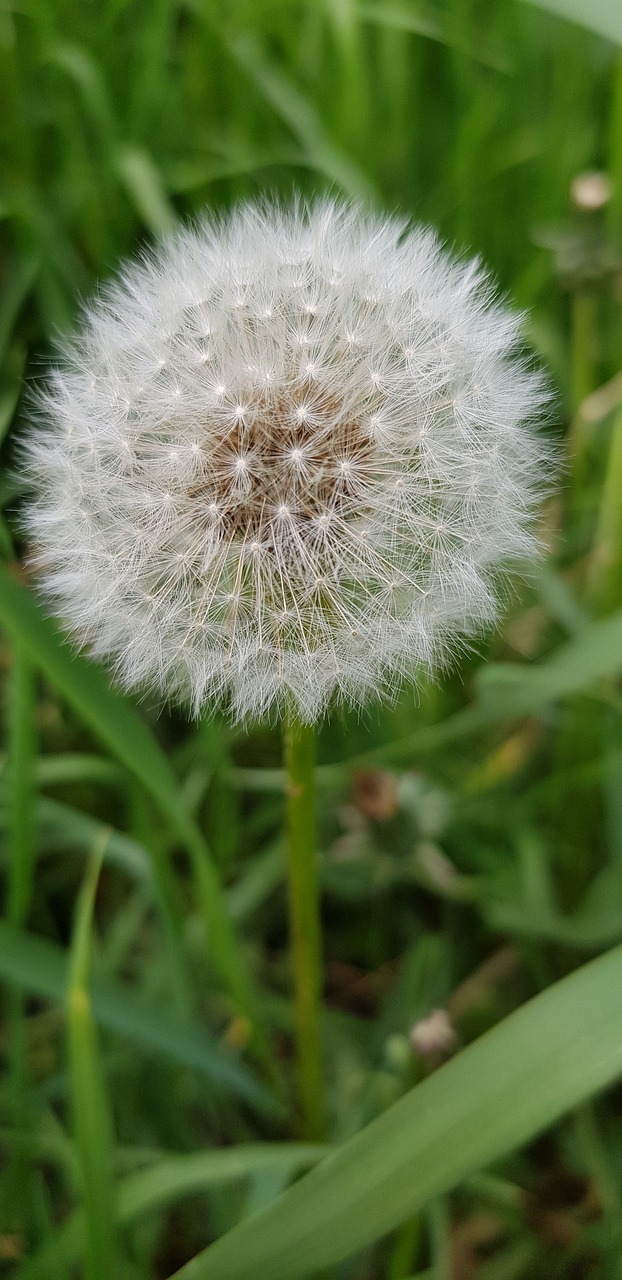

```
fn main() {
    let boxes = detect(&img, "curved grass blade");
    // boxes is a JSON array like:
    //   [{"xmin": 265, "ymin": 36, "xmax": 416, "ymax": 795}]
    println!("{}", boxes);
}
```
[
  {"xmin": 117, "ymin": 1145, "xmax": 327, "ymax": 1220},
  {"xmin": 338, "ymin": 605, "xmax": 622, "ymax": 771},
  {"xmin": 474, "ymin": 605, "xmax": 622, "ymax": 719},
  {"xmin": 114, "ymin": 144, "xmax": 176, "ymax": 236},
  {"xmin": 3, "ymin": 653, "xmax": 37, "ymax": 1236},
  {"xmin": 170, "ymin": 944, "xmax": 622, "ymax": 1280},
  {"xmin": 521, "ymin": 0, "xmax": 622, "ymax": 46},
  {"xmin": 67, "ymin": 836, "xmax": 118, "ymax": 1280},
  {"xmin": 0, "ymin": 563, "xmax": 262, "ymax": 1042},
  {"xmin": 0, "ymin": 923, "xmax": 275, "ymax": 1115},
  {"xmin": 228, "ymin": 32, "xmax": 376, "ymax": 200},
  {"xmin": 0, "ymin": 795, "xmax": 152, "ymax": 882},
  {"xmin": 18, "ymin": 1145, "xmax": 327, "ymax": 1280},
  {"xmin": 357, "ymin": 3, "xmax": 509, "ymax": 71}
]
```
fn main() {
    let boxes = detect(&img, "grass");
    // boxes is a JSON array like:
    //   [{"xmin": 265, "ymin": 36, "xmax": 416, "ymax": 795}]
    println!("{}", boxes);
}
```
[{"xmin": 2, "ymin": 0, "xmax": 622, "ymax": 1277}]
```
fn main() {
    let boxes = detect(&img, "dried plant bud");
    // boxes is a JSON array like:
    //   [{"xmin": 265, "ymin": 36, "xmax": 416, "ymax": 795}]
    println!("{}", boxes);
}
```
[
  {"xmin": 24, "ymin": 200, "xmax": 548, "ymax": 722},
  {"xmin": 352, "ymin": 769, "xmax": 398, "ymax": 821}
]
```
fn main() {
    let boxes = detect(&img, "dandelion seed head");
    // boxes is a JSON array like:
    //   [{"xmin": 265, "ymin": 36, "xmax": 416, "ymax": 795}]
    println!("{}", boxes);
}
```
[{"xmin": 24, "ymin": 199, "xmax": 549, "ymax": 722}]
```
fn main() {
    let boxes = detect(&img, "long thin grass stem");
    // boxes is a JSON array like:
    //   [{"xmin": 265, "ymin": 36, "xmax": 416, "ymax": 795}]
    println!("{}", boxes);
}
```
[{"xmin": 283, "ymin": 711, "xmax": 325, "ymax": 1141}]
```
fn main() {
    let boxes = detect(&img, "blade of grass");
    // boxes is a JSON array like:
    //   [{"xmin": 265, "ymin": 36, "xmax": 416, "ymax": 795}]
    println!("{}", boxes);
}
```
[
  {"xmin": 7, "ymin": 653, "xmax": 37, "ymax": 928},
  {"xmin": 357, "ymin": 3, "xmax": 509, "ymax": 71},
  {"xmin": 227, "ymin": 32, "xmax": 376, "ymax": 200},
  {"xmin": 474, "ymin": 606, "xmax": 622, "ymax": 718},
  {"xmin": 0, "ymin": 562, "xmax": 264, "ymax": 1049},
  {"xmin": 327, "ymin": 605, "xmax": 622, "ymax": 773},
  {"xmin": 33, "ymin": 753, "xmax": 124, "ymax": 788},
  {"xmin": 520, "ymin": 0, "xmax": 622, "ymax": 46},
  {"xmin": 1, "ymin": 652, "xmax": 37, "ymax": 1236},
  {"xmin": 0, "ymin": 923, "xmax": 275, "ymax": 1113},
  {"xmin": 169, "ymin": 944, "xmax": 622, "ymax": 1280},
  {"xmin": 114, "ymin": 144, "xmax": 176, "ymax": 236},
  {"xmin": 67, "ymin": 834, "xmax": 118, "ymax": 1280},
  {"xmin": 126, "ymin": 0, "xmax": 176, "ymax": 138},
  {"xmin": 585, "ymin": 408, "xmax": 622, "ymax": 610},
  {"xmin": 18, "ymin": 1145, "xmax": 328, "ymax": 1280},
  {"xmin": 0, "ymin": 255, "xmax": 39, "ymax": 364},
  {"xmin": 120, "ymin": 1144, "xmax": 329, "ymax": 1223},
  {"xmin": 30, "ymin": 795, "xmax": 152, "ymax": 880},
  {"xmin": 0, "ymin": 379, "xmax": 22, "ymax": 450},
  {"xmin": 45, "ymin": 40, "xmax": 116, "ymax": 152}
]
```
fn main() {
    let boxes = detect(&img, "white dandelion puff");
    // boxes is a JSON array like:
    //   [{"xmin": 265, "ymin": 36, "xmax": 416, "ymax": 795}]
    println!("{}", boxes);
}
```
[{"xmin": 23, "ymin": 199, "xmax": 550, "ymax": 723}]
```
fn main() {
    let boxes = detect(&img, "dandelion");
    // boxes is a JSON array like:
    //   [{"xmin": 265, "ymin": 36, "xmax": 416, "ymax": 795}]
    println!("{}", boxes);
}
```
[
  {"xmin": 24, "ymin": 199, "xmax": 547, "ymax": 726},
  {"xmin": 23, "ymin": 198, "xmax": 549, "ymax": 1141}
]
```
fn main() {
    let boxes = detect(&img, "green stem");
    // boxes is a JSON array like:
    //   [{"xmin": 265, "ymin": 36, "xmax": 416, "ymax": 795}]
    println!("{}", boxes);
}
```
[
  {"xmin": 585, "ymin": 407, "xmax": 622, "ymax": 612},
  {"xmin": 570, "ymin": 287, "xmax": 598, "ymax": 416},
  {"xmin": 608, "ymin": 53, "xmax": 622, "ymax": 244},
  {"xmin": 283, "ymin": 712, "xmax": 325, "ymax": 1141},
  {"xmin": 568, "ymin": 287, "xmax": 598, "ymax": 507},
  {"xmin": 1, "ymin": 653, "xmax": 37, "ymax": 1235}
]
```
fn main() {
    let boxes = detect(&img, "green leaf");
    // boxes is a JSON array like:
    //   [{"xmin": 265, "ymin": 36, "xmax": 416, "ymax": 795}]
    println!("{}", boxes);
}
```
[
  {"xmin": 170, "ymin": 945, "xmax": 622, "ymax": 1280},
  {"xmin": 118, "ymin": 1145, "xmax": 327, "ymax": 1221},
  {"xmin": 0, "ymin": 567, "xmax": 190, "ymax": 837},
  {"xmin": 3, "ymin": 652, "xmax": 37, "ymax": 1239},
  {"xmin": 67, "ymin": 840, "xmax": 118, "ymax": 1280},
  {"xmin": 19, "ymin": 1145, "xmax": 327, "ymax": 1280},
  {"xmin": 34, "ymin": 753, "xmax": 124, "ymax": 789},
  {"xmin": 6, "ymin": 653, "xmax": 37, "ymax": 926},
  {"xmin": 34, "ymin": 795, "xmax": 152, "ymax": 881},
  {"xmin": 0, "ymin": 923, "xmax": 274, "ymax": 1113},
  {"xmin": 0, "ymin": 563, "xmax": 260, "ymax": 1037},
  {"xmin": 475, "ymin": 606, "xmax": 622, "ymax": 718},
  {"xmin": 115, "ymin": 144, "xmax": 177, "ymax": 236},
  {"xmin": 0, "ymin": 256, "xmax": 39, "ymax": 364},
  {"xmin": 0, "ymin": 380, "xmax": 22, "ymax": 449},
  {"xmin": 520, "ymin": 0, "xmax": 622, "ymax": 45},
  {"xmin": 485, "ymin": 863, "xmax": 622, "ymax": 949},
  {"xmin": 46, "ymin": 40, "xmax": 116, "ymax": 148},
  {"xmin": 349, "ymin": 607, "xmax": 622, "ymax": 770},
  {"xmin": 228, "ymin": 33, "xmax": 376, "ymax": 200},
  {"xmin": 357, "ymin": 3, "xmax": 509, "ymax": 71}
]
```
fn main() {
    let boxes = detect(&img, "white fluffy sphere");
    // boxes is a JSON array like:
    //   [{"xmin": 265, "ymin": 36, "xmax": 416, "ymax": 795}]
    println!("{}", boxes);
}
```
[{"xmin": 24, "ymin": 200, "xmax": 548, "ymax": 722}]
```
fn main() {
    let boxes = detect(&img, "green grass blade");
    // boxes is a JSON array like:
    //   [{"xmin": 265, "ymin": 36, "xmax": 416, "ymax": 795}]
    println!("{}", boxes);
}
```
[
  {"xmin": 18, "ymin": 1146, "xmax": 327, "ymax": 1280},
  {"xmin": 0, "ymin": 563, "xmax": 261, "ymax": 1039},
  {"xmin": 170, "ymin": 944, "xmax": 622, "ymax": 1280},
  {"xmin": 30, "ymin": 795, "xmax": 152, "ymax": 881},
  {"xmin": 228, "ymin": 32, "xmax": 376, "ymax": 199},
  {"xmin": 0, "ymin": 256, "xmax": 39, "ymax": 364},
  {"xmin": 0, "ymin": 923, "xmax": 275, "ymax": 1114},
  {"xmin": 357, "ymin": 3, "xmax": 508, "ymax": 71},
  {"xmin": 0, "ymin": 564, "xmax": 200, "ymax": 839},
  {"xmin": 343, "ymin": 606, "xmax": 622, "ymax": 769},
  {"xmin": 67, "ymin": 837, "xmax": 118, "ymax": 1280},
  {"xmin": 34, "ymin": 753, "xmax": 124, "ymax": 788},
  {"xmin": 0, "ymin": 369, "xmax": 24, "ymax": 451},
  {"xmin": 7, "ymin": 652, "xmax": 37, "ymax": 929},
  {"xmin": 1, "ymin": 654, "xmax": 37, "ymax": 1235},
  {"xmin": 45, "ymin": 40, "xmax": 116, "ymax": 150},
  {"xmin": 520, "ymin": 0, "xmax": 622, "ymax": 45},
  {"xmin": 114, "ymin": 144, "xmax": 176, "ymax": 236},
  {"xmin": 117, "ymin": 1145, "xmax": 327, "ymax": 1221},
  {"xmin": 475, "ymin": 606, "xmax": 622, "ymax": 718}
]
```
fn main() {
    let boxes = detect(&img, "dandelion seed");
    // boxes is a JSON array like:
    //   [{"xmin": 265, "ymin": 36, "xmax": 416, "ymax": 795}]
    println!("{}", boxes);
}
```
[{"xmin": 23, "ymin": 199, "xmax": 549, "ymax": 722}]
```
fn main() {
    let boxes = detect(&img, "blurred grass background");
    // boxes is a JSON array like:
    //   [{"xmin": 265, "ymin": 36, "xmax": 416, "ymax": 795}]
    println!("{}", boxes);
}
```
[{"xmin": 3, "ymin": 1, "xmax": 622, "ymax": 1277}]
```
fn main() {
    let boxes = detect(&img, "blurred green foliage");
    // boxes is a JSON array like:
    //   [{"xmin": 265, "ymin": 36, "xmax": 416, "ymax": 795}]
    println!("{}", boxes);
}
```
[{"xmin": 3, "ymin": 1, "xmax": 622, "ymax": 1278}]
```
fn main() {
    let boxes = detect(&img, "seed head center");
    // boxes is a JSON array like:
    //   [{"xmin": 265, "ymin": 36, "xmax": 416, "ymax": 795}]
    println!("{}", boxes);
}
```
[{"xmin": 189, "ymin": 387, "xmax": 375, "ymax": 546}]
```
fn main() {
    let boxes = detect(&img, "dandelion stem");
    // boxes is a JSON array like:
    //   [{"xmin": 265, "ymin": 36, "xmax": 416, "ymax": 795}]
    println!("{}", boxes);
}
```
[{"xmin": 284, "ymin": 710, "xmax": 325, "ymax": 1141}]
